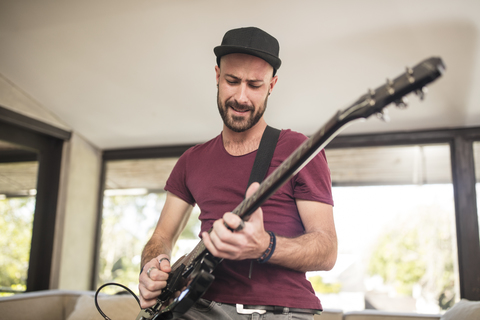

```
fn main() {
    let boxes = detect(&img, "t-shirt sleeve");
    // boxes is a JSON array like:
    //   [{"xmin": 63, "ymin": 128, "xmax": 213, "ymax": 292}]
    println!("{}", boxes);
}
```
[
  {"xmin": 164, "ymin": 148, "xmax": 196, "ymax": 206},
  {"xmin": 293, "ymin": 149, "xmax": 334, "ymax": 206}
]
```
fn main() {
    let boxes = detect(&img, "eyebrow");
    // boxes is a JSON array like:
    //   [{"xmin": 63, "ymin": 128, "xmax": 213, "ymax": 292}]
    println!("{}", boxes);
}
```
[{"xmin": 225, "ymin": 74, "xmax": 264, "ymax": 84}]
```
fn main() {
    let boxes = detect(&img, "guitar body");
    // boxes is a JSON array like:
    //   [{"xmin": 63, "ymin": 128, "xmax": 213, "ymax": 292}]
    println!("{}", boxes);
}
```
[
  {"xmin": 135, "ymin": 57, "xmax": 445, "ymax": 320},
  {"xmin": 137, "ymin": 253, "xmax": 221, "ymax": 320}
]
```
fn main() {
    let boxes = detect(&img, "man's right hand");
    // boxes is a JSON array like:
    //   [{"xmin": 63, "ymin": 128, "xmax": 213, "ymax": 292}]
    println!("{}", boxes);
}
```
[{"xmin": 138, "ymin": 255, "xmax": 171, "ymax": 309}]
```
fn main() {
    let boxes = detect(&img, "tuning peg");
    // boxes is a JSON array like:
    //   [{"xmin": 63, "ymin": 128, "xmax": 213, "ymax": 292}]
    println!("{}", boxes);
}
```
[
  {"xmin": 415, "ymin": 87, "xmax": 428, "ymax": 100},
  {"xmin": 367, "ymin": 88, "xmax": 376, "ymax": 106},
  {"xmin": 376, "ymin": 109, "xmax": 390, "ymax": 122},
  {"xmin": 406, "ymin": 67, "xmax": 415, "ymax": 83},
  {"xmin": 386, "ymin": 78, "xmax": 395, "ymax": 95},
  {"xmin": 394, "ymin": 96, "xmax": 409, "ymax": 109}
]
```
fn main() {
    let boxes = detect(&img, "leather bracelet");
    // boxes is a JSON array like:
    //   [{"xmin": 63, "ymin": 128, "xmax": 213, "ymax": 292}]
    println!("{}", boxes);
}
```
[{"xmin": 257, "ymin": 231, "xmax": 276, "ymax": 264}]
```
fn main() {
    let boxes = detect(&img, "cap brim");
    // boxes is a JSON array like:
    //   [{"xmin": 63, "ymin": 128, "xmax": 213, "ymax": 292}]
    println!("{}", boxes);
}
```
[{"xmin": 214, "ymin": 45, "xmax": 282, "ymax": 70}]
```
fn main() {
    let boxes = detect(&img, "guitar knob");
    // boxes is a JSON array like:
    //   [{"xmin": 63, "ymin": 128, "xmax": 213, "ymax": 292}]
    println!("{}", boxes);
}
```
[
  {"xmin": 406, "ymin": 67, "xmax": 415, "ymax": 83},
  {"xmin": 394, "ymin": 97, "xmax": 409, "ymax": 109},
  {"xmin": 415, "ymin": 87, "xmax": 428, "ymax": 100},
  {"xmin": 367, "ymin": 88, "xmax": 376, "ymax": 106},
  {"xmin": 386, "ymin": 78, "xmax": 395, "ymax": 95},
  {"xmin": 376, "ymin": 109, "xmax": 390, "ymax": 122}
]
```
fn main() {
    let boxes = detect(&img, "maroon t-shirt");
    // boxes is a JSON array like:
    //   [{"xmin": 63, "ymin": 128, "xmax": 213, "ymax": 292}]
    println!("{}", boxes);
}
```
[{"xmin": 165, "ymin": 129, "xmax": 333, "ymax": 309}]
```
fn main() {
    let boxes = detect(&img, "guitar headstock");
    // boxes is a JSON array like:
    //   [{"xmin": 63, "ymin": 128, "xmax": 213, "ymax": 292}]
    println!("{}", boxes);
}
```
[{"xmin": 339, "ymin": 57, "xmax": 445, "ymax": 123}]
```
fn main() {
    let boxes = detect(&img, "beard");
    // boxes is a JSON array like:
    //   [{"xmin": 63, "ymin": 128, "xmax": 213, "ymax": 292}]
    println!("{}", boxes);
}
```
[{"xmin": 217, "ymin": 91, "xmax": 269, "ymax": 133}]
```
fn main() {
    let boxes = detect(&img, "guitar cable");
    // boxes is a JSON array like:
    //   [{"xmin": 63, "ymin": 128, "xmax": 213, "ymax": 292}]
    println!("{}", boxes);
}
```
[{"xmin": 95, "ymin": 282, "xmax": 141, "ymax": 320}]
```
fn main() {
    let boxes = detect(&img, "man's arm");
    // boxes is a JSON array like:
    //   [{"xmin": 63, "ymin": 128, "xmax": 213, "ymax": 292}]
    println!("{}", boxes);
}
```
[
  {"xmin": 138, "ymin": 192, "xmax": 193, "ymax": 308},
  {"xmin": 202, "ymin": 183, "xmax": 337, "ymax": 273},
  {"xmin": 268, "ymin": 199, "xmax": 337, "ymax": 272}
]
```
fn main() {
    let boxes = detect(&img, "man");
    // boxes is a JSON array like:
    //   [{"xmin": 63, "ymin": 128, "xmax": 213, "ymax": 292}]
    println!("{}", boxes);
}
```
[{"xmin": 138, "ymin": 27, "xmax": 337, "ymax": 319}]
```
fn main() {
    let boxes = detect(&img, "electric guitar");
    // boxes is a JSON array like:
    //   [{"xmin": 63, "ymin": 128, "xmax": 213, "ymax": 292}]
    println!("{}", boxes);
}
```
[{"xmin": 136, "ymin": 56, "xmax": 445, "ymax": 320}]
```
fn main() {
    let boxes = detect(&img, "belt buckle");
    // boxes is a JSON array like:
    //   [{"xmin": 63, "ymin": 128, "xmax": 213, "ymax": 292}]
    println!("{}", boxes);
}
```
[{"xmin": 236, "ymin": 304, "xmax": 267, "ymax": 315}]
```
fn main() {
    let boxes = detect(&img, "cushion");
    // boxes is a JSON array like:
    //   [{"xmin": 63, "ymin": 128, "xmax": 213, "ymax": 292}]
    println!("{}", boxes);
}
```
[
  {"xmin": 440, "ymin": 299, "xmax": 480, "ymax": 320},
  {"xmin": 66, "ymin": 294, "xmax": 140, "ymax": 320}
]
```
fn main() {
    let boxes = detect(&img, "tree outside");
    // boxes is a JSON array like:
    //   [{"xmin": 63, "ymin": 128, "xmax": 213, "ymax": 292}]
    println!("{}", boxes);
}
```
[
  {"xmin": 0, "ymin": 197, "xmax": 35, "ymax": 296},
  {"xmin": 98, "ymin": 192, "xmax": 200, "ymax": 294},
  {"xmin": 367, "ymin": 201, "xmax": 457, "ymax": 311}
]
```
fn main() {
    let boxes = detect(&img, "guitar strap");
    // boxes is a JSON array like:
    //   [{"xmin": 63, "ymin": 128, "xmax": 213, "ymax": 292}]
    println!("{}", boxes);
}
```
[
  {"xmin": 246, "ymin": 125, "xmax": 280, "ymax": 279},
  {"xmin": 247, "ymin": 125, "xmax": 281, "ymax": 188}
]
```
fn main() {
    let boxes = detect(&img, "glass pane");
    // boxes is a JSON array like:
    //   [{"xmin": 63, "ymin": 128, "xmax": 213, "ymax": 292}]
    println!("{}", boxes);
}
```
[
  {"xmin": 98, "ymin": 157, "xmax": 201, "ymax": 294},
  {"xmin": 327, "ymin": 145, "xmax": 452, "ymax": 186},
  {"xmin": 0, "ymin": 140, "xmax": 38, "ymax": 295},
  {"xmin": 312, "ymin": 144, "xmax": 459, "ymax": 314},
  {"xmin": 474, "ymin": 141, "xmax": 480, "ymax": 243}
]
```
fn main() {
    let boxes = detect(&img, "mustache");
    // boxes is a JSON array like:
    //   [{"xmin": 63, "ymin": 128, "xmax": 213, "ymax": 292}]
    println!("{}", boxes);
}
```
[{"xmin": 225, "ymin": 99, "xmax": 254, "ymax": 112}]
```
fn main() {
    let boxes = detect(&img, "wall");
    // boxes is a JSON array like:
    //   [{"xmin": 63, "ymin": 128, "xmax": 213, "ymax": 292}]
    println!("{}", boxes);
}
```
[
  {"xmin": 51, "ymin": 133, "xmax": 102, "ymax": 290},
  {"xmin": 0, "ymin": 74, "xmax": 70, "ymax": 131},
  {"xmin": 0, "ymin": 72, "xmax": 102, "ymax": 290}
]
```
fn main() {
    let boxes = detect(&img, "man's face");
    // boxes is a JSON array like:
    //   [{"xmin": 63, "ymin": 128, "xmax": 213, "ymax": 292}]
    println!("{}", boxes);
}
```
[{"xmin": 216, "ymin": 53, "xmax": 278, "ymax": 133}]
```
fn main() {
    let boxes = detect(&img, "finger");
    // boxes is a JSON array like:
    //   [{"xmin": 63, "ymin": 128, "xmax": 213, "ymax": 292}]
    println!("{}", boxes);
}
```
[
  {"xmin": 212, "ymin": 218, "xmax": 244, "ymax": 245},
  {"xmin": 203, "ymin": 231, "xmax": 234, "ymax": 258},
  {"xmin": 139, "ymin": 288, "xmax": 162, "ymax": 309},
  {"xmin": 202, "ymin": 231, "xmax": 218, "ymax": 256},
  {"xmin": 139, "ymin": 283, "xmax": 164, "ymax": 300},
  {"xmin": 245, "ymin": 183, "xmax": 264, "ymax": 224},
  {"xmin": 245, "ymin": 182, "xmax": 260, "ymax": 198},
  {"xmin": 203, "ymin": 230, "xmax": 241, "ymax": 259},
  {"xmin": 158, "ymin": 256, "xmax": 172, "ymax": 273},
  {"xmin": 138, "ymin": 280, "xmax": 165, "ymax": 308},
  {"xmin": 223, "ymin": 212, "xmax": 245, "ymax": 232},
  {"xmin": 146, "ymin": 267, "xmax": 169, "ymax": 282}
]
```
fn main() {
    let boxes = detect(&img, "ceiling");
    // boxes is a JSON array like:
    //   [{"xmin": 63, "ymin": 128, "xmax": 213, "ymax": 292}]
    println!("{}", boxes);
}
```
[{"xmin": 1, "ymin": 0, "xmax": 479, "ymax": 150}]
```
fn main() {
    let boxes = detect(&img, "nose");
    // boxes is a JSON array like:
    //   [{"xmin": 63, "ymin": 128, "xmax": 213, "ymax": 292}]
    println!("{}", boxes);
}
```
[{"xmin": 234, "ymin": 83, "xmax": 249, "ymax": 105}]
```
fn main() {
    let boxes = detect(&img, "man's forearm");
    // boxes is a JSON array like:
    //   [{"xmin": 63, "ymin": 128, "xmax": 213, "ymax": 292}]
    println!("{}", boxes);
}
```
[
  {"xmin": 268, "ymin": 230, "xmax": 337, "ymax": 273},
  {"xmin": 141, "ymin": 234, "xmax": 172, "ymax": 269}
]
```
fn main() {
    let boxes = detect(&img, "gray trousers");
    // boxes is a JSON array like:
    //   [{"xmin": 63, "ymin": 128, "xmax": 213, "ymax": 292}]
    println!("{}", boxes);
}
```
[{"xmin": 177, "ymin": 299, "xmax": 315, "ymax": 320}]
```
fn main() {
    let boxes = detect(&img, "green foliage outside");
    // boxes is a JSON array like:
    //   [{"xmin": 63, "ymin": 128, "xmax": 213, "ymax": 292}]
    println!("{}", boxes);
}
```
[
  {"xmin": 98, "ymin": 192, "xmax": 200, "ymax": 294},
  {"xmin": 309, "ymin": 275, "xmax": 341, "ymax": 294},
  {"xmin": 0, "ymin": 197, "xmax": 35, "ymax": 296},
  {"xmin": 367, "ymin": 204, "xmax": 456, "ymax": 310}
]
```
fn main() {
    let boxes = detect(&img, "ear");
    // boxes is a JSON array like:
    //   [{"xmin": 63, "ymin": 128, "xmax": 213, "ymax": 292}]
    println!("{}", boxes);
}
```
[
  {"xmin": 269, "ymin": 75, "xmax": 278, "ymax": 95},
  {"xmin": 215, "ymin": 65, "xmax": 221, "ymax": 86}
]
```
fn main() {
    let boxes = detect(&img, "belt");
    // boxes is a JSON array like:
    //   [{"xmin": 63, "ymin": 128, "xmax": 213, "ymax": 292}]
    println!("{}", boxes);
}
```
[{"xmin": 236, "ymin": 304, "xmax": 322, "ymax": 315}]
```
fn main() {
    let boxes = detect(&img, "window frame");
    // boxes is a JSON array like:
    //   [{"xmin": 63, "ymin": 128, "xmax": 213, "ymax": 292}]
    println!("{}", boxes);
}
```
[
  {"xmin": 328, "ymin": 126, "xmax": 480, "ymax": 301},
  {"xmin": 0, "ymin": 105, "xmax": 70, "ymax": 292},
  {"xmin": 92, "ymin": 144, "xmax": 195, "ymax": 289},
  {"xmin": 95, "ymin": 126, "xmax": 480, "ymax": 301}
]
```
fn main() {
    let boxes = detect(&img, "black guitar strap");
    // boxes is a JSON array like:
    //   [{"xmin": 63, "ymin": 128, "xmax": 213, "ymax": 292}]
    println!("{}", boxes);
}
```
[
  {"xmin": 246, "ymin": 125, "xmax": 280, "ymax": 279},
  {"xmin": 247, "ymin": 125, "xmax": 281, "ymax": 189}
]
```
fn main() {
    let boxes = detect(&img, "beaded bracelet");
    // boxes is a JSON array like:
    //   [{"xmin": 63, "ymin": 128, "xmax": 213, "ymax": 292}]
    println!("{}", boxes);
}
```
[{"xmin": 257, "ymin": 231, "xmax": 276, "ymax": 264}]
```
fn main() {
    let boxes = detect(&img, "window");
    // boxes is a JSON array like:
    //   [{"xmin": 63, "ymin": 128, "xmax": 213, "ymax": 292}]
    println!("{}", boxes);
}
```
[
  {"xmin": 97, "ymin": 157, "xmax": 200, "ymax": 294},
  {"xmin": 309, "ymin": 144, "xmax": 460, "ymax": 313},
  {"xmin": 0, "ymin": 140, "xmax": 38, "ymax": 295},
  {"xmin": 96, "ymin": 128, "xmax": 480, "ymax": 305},
  {"xmin": 474, "ymin": 141, "xmax": 480, "ymax": 243},
  {"xmin": 0, "ymin": 107, "xmax": 68, "ymax": 292}
]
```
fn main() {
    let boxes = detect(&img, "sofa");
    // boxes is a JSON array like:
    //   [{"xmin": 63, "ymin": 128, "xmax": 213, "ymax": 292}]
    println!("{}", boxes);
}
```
[{"xmin": 0, "ymin": 290, "xmax": 479, "ymax": 320}]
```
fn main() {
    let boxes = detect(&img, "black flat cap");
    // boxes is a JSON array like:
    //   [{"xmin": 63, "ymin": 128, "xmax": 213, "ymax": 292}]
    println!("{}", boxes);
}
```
[{"xmin": 214, "ymin": 27, "xmax": 281, "ymax": 72}]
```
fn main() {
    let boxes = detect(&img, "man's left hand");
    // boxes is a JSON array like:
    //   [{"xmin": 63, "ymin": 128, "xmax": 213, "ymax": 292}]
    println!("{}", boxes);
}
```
[{"xmin": 202, "ymin": 182, "xmax": 270, "ymax": 260}]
